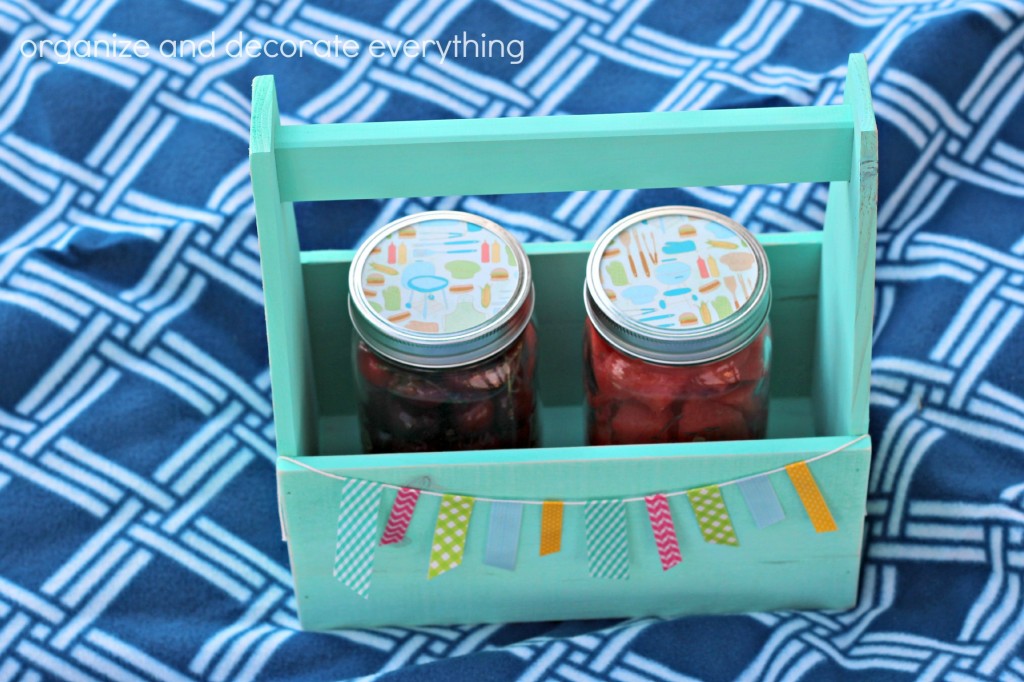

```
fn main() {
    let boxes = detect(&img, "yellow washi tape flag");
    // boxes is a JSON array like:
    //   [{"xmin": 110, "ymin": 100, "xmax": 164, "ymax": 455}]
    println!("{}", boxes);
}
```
[
  {"xmin": 540, "ymin": 501, "xmax": 563, "ymax": 556},
  {"xmin": 786, "ymin": 462, "xmax": 837, "ymax": 533}
]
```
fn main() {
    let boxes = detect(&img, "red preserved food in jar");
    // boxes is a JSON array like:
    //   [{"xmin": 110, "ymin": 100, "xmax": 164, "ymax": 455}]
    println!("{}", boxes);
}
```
[
  {"xmin": 349, "ymin": 211, "xmax": 538, "ymax": 453},
  {"xmin": 583, "ymin": 207, "xmax": 772, "ymax": 445}
]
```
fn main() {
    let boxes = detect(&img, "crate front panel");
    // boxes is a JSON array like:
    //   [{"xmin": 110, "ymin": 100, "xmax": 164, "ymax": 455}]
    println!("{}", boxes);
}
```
[
  {"xmin": 302, "ymin": 234, "xmax": 823, "ymax": 455},
  {"xmin": 279, "ymin": 435, "xmax": 869, "ymax": 629}
]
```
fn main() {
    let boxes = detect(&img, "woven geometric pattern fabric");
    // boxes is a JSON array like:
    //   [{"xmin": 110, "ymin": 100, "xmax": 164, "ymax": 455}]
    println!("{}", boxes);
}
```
[{"xmin": 2, "ymin": 1, "xmax": 1024, "ymax": 680}]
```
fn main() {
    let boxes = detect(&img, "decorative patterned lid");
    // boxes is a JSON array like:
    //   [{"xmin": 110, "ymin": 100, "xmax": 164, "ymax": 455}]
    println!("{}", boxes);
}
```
[
  {"xmin": 585, "ymin": 207, "xmax": 771, "ymax": 365},
  {"xmin": 349, "ymin": 211, "xmax": 533, "ymax": 368}
]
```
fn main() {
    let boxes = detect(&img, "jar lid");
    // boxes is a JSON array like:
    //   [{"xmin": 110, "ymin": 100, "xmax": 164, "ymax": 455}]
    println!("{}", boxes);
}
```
[
  {"xmin": 585, "ymin": 206, "xmax": 771, "ymax": 365},
  {"xmin": 349, "ymin": 210, "xmax": 534, "ymax": 368}
]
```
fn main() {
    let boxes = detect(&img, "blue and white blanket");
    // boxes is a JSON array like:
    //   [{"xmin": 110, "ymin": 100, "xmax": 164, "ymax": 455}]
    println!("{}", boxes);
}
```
[{"xmin": 2, "ymin": 1, "xmax": 1023, "ymax": 680}]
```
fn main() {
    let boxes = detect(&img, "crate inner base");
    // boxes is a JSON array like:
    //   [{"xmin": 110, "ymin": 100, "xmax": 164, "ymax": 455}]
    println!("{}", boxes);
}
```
[{"xmin": 301, "ymin": 233, "xmax": 825, "ymax": 456}]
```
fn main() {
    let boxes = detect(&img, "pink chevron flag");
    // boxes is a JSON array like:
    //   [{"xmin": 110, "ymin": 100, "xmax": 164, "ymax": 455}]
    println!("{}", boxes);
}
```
[
  {"xmin": 645, "ymin": 494, "xmax": 682, "ymax": 571},
  {"xmin": 380, "ymin": 487, "xmax": 421, "ymax": 545}
]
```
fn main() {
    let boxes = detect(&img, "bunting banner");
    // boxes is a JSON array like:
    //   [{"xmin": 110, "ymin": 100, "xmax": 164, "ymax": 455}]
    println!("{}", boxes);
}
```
[
  {"xmin": 381, "ymin": 486, "xmax": 421, "ymax": 545},
  {"xmin": 333, "ymin": 479, "xmax": 383, "ymax": 598},
  {"xmin": 281, "ymin": 435, "xmax": 865, "ymax": 596}
]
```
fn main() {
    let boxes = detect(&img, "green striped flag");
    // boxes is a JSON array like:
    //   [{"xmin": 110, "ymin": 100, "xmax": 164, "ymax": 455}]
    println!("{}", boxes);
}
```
[
  {"xmin": 585, "ymin": 499, "xmax": 629, "ymax": 579},
  {"xmin": 334, "ymin": 479, "xmax": 383, "ymax": 598}
]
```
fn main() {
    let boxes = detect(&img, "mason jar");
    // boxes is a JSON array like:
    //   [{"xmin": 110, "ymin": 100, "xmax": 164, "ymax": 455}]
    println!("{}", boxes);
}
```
[
  {"xmin": 583, "ymin": 206, "xmax": 772, "ymax": 445},
  {"xmin": 349, "ymin": 211, "xmax": 538, "ymax": 453}
]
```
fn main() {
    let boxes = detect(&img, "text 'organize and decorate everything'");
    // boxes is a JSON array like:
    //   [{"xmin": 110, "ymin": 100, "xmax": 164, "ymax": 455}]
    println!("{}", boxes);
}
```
[{"xmin": 19, "ymin": 31, "xmax": 526, "ymax": 65}]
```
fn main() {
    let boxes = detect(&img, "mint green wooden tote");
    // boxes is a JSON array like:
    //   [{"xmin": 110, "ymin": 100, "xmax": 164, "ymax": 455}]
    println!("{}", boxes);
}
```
[{"xmin": 250, "ymin": 54, "xmax": 877, "ymax": 630}]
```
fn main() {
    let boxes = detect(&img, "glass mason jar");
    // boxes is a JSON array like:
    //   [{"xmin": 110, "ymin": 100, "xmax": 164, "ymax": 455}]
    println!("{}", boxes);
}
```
[
  {"xmin": 348, "ymin": 211, "xmax": 538, "ymax": 453},
  {"xmin": 583, "ymin": 206, "xmax": 772, "ymax": 445}
]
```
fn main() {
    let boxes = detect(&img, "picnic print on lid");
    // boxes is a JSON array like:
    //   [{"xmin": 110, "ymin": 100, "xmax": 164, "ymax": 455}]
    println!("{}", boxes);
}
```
[
  {"xmin": 358, "ymin": 216, "xmax": 523, "ymax": 335},
  {"xmin": 596, "ymin": 209, "xmax": 760, "ymax": 331}
]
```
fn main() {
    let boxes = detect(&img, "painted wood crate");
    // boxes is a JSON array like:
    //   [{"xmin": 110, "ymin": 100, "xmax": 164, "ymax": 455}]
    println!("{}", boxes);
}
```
[{"xmin": 250, "ymin": 54, "xmax": 878, "ymax": 630}]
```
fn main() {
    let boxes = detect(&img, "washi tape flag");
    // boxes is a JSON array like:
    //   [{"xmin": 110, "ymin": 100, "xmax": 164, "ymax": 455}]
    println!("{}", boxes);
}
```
[
  {"xmin": 380, "ymin": 487, "xmax": 421, "ymax": 545},
  {"xmin": 645, "ymin": 494, "xmax": 682, "ymax": 571},
  {"xmin": 540, "ymin": 501, "xmax": 563, "ymax": 556},
  {"xmin": 484, "ymin": 502, "xmax": 524, "ymax": 571},
  {"xmin": 687, "ymin": 485, "xmax": 739, "ymax": 546},
  {"xmin": 736, "ymin": 475, "xmax": 785, "ymax": 528},
  {"xmin": 428, "ymin": 495, "xmax": 475, "ymax": 579},
  {"xmin": 334, "ymin": 479, "xmax": 383, "ymax": 598},
  {"xmin": 786, "ymin": 462, "xmax": 837, "ymax": 533},
  {"xmin": 585, "ymin": 499, "xmax": 629, "ymax": 579}
]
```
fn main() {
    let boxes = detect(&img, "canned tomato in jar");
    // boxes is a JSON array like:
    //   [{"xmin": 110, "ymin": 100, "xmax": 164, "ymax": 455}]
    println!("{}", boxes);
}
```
[
  {"xmin": 583, "ymin": 206, "xmax": 772, "ymax": 445},
  {"xmin": 348, "ymin": 211, "xmax": 538, "ymax": 453}
]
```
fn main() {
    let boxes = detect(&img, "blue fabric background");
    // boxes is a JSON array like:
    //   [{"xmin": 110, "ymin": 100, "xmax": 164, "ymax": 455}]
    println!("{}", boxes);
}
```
[{"xmin": 2, "ymin": 1, "xmax": 1024, "ymax": 680}]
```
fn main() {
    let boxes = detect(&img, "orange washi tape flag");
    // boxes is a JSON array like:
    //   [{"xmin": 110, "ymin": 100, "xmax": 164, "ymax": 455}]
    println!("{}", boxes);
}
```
[
  {"xmin": 540, "ymin": 501, "xmax": 563, "ymax": 556},
  {"xmin": 786, "ymin": 462, "xmax": 837, "ymax": 533}
]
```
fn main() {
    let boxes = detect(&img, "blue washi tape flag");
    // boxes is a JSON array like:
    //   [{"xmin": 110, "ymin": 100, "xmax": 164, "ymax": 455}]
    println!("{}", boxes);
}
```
[
  {"xmin": 484, "ymin": 501, "xmax": 524, "ymax": 571},
  {"xmin": 736, "ymin": 475, "xmax": 786, "ymax": 528}
]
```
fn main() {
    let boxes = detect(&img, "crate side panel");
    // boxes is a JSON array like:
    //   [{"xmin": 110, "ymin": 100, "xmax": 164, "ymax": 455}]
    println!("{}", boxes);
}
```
[
  {"xmin": 846, "ymin": 56, "xmax": 879, "ymax": 434},
  {"xmin": 251, "ymin": 76, "xmax": 317, "ymax": 457},
  {"xmin": 814, "ymin": 55, "xmax": 878, "ymax": 436},
  {"xmin": 279, "ymin": 436, "xmax": 869, "ymax": 629},
  {"xmin": 764, "ymin": 234, "xmax": 821, "ymax": 400},
  {"xmin": 302, "ymin": 254, "xmax": 354, "ymax": 420}
]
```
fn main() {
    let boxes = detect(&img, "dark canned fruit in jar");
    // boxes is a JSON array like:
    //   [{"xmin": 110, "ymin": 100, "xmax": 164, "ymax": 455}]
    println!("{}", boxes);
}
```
[
  {"xmin": 389, "ymin": 401, "xmax": 442, "ymax": 441},
  {"xmin": 356, "ymin": 347, "xmax": 393, "ymax": 390},
  {"xmin": 584, "ymin": 207, "xmax": 772, "ymax": 446},
  {"xmin": 452, "ymin": 398, "xmax": 495, "ymax": 431},
  {"xmin": 349, "ymin": 211, "xmax": 539, "ymax": 454}
]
